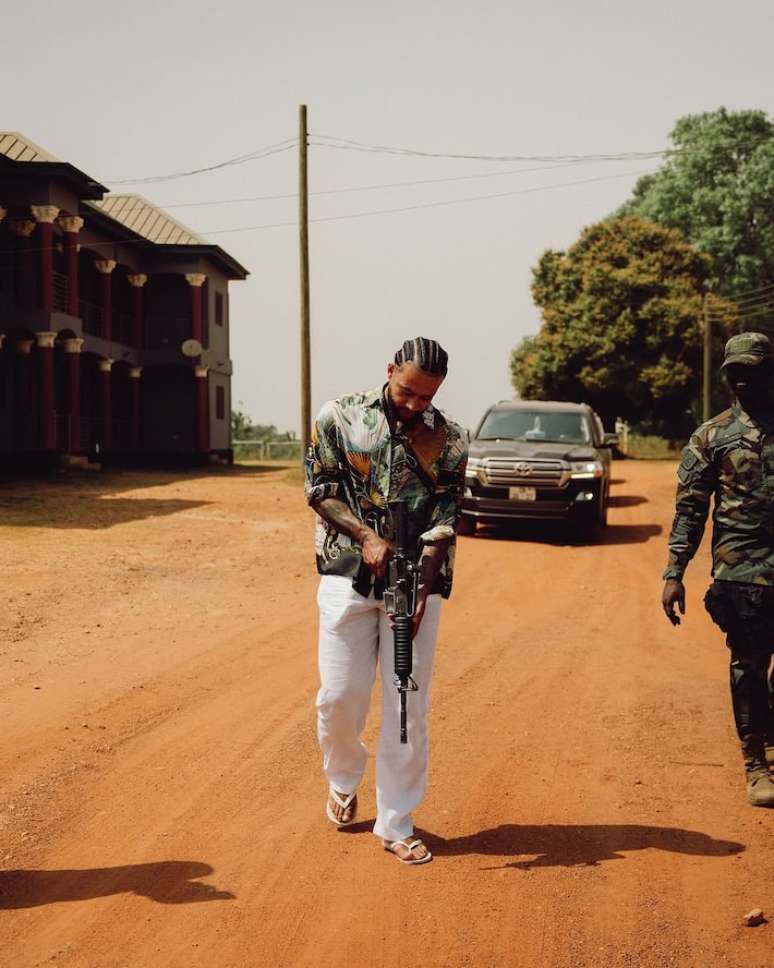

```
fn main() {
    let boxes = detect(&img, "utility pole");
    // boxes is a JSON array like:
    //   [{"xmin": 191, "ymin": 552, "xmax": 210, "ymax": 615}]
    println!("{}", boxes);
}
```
[
  {"xmin": 299, "ymin": 104, "xmax": 311, "ymax": 465},
  {"xmin": 702, "ymin": 291, "xmax": 712, "ymax": 422}
]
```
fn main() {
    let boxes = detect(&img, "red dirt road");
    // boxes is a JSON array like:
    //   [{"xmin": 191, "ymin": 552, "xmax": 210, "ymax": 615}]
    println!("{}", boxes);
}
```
[{"xmin": 1, "ymin": 462, "xmax": 773, "ymax": 968}]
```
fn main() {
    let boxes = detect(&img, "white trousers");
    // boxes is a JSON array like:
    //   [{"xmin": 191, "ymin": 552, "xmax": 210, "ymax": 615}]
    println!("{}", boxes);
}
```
[{"xmin": 316, "ymin": 574, "xmax": 442, "ymax": 842}]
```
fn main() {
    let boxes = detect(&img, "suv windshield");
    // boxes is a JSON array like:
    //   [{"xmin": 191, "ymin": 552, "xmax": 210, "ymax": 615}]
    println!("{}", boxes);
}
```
[{"xmin": 478, "ymin": 409, "xmax": 591, "ymax": 444}]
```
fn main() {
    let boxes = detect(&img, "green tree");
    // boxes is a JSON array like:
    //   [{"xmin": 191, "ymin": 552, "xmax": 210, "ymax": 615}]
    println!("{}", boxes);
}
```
[
  {"xmin": 231, "ymin": 408, "xmax": 255, "ymax": 439},
  {"xmin": 511, "ymin": 216, "xmax": 737, "ymax": 434},
  {"xmin": 620, "ymin": 108, "xmax": 774, "ymax": 309},
  {"xmin": 231, "ymin": 408, "xmax": 295, "ymax": 442}
]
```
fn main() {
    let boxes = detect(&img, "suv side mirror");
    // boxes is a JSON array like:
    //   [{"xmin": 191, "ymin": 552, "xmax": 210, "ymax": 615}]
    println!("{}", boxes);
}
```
[{"xmin": 603, "ymin": 433, "xmax": 619, "ymax": 447}]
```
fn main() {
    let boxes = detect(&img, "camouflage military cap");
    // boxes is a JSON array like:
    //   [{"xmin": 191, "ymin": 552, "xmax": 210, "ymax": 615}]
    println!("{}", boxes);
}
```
[{"xmin": 721, "ymin": 332, "xmax": 774, "ymax": 369}]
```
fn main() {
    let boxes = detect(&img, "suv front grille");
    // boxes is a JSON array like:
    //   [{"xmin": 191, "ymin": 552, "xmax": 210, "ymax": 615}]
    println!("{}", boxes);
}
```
[{"xmin": 481, "ymin": 457, "xmax": 569, "ymax": 488}]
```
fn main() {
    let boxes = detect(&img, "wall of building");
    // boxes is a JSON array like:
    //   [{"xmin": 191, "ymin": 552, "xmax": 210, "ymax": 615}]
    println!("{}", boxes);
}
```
[
  {"xmin": 140, "ymin": 365, "xmax": 196, "ymax": 454},
  {"xmin": 209, "ymin": 370, "xmax": 231, "ymax": 452},
  {"xmin": 0, "ymin": 165, "xmax": 244, "ymax": 466}
]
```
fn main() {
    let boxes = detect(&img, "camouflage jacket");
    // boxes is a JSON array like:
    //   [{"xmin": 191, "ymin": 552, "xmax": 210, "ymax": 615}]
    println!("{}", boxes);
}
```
[
  {"xmin": 304, "ymin": 386, "xmax": 469, "ymax": 598},
  {"xmin": 664, "ymin": 403, "xmax": 774, "ymax": 585}
]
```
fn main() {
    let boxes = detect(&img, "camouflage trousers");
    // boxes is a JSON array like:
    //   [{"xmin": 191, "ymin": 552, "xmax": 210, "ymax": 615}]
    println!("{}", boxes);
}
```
[{"xmin": 704, "ymin": 580, "xmax": 774, "ymax": 744}]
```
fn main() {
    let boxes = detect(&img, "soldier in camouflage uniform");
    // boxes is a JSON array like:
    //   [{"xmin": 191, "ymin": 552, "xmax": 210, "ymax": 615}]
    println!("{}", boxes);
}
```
[{"xmin": 663, "ymin": 332, "xmax": 774, "ymax": 807}]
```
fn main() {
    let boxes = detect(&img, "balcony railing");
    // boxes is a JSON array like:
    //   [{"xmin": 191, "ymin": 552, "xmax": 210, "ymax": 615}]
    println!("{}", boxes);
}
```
[
  {"xmin": 114, "ymin": 311, "xmax": 133, "ymax": 347},
  {"xmin": 144, "ymin": 313, "xmax": 190, "ymax": 350},
  {"xmin": 53, "ymin": 271, "xmax": 69, "ymax": 313},
  {"xmin": 80, "ymin": 299, "xmax": 104, "ymax": 338}
]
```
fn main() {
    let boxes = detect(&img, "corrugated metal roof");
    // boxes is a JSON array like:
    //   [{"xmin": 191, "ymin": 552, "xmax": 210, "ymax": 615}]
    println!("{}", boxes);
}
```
[
  {"xmin": 0, "ymin": 132, "xmax": 207, "ymax": 249},
  {"xmin": 0, "ymin": 132, "xmax": 59, "ymax": 162},
  {"xmin": 92, "ymin": 194, "xmax": 203, "ymax": 245}
]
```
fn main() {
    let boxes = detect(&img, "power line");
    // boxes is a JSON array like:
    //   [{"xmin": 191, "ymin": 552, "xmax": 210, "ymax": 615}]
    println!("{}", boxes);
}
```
[
  {"xmin": 710, "ymin": 292, "xmax": 774, "ymax": 315},
  {"xmin": 201, "ymin": 167, "xmax": 657, "ymax": 236},
  {"xmin": 732, "ymin": 293, "xmax": 774, "ymax": 312},
  {"xmin": 89, "ymin": 158, "xmax": 623, "ymax": 218},
  {"xmin": 100, "ymin": 128, "xmax": 773, "ymax": 187},
  {"xmin": 107, "ymin": 140, "xmax": 297, "ymax": 185},
  {"xmin": 310, "ymin": 133, "xmax": 668, "ymax": 164},
  {"xmin": 312, "ymin": 132, "xmax": 772, "ymax": 165},
  {"xmin": 729, "ymin": 281, "xmax": 774, "ymax": 303},
  {"xmin": 710, "ymin": 292, "xmax": 774, "ymax": 312},
  {"xmin": 105, "ymin": 132, "xmax": 668, "ymax": 189},
  {"xmin": 0, "ymin": 166, "xmax": 657, "ymax": 256},
  {"xmin": 710, "ymin": 302, "xmax": 774, "ymax": 322}
]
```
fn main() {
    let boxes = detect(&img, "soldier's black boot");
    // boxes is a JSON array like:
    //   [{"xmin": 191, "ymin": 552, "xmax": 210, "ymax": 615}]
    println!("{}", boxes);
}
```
[
  {"xmin": 729, "ymin": 656, "xmax": 774, "ymax": 799},
  {"xmin": 741, "ymin": 736, "xmax": 774, "ymax": 807}
]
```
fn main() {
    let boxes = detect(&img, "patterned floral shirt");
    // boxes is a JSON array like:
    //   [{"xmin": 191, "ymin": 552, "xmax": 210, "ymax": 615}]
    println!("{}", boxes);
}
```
[
  {"xmin": 664, "ymin": 402, "xmax": 774, "ymax": 585},
  {"xmin": 305, "ymin": 386, "xmax": 469, "ymax": 598}
]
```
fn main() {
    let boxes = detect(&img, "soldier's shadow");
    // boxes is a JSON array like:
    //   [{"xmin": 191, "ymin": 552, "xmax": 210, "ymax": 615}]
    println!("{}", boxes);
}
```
[
  {"xmin": 418, "ymin": 823, "xmax": 744, "ymax": 870},
  {"xmin": 0, "ymin": 860, "xmax": 234, "ymax": 909}
]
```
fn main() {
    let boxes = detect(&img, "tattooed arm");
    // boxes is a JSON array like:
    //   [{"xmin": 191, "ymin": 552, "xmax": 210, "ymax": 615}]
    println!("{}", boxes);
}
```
[{"xmin": 313, "ymin": 497, "xmax": 392, "ymax": 578}]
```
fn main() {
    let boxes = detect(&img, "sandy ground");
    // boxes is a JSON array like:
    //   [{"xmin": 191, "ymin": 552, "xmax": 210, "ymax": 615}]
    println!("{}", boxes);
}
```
[{"xmin": 1, "ymin": 460, "xmax": 773, "ymax": 968}]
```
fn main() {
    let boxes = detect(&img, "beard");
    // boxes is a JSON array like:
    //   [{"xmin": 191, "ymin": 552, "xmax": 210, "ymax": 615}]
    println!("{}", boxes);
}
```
[{"xmin": 385, "ymin": 384, "xmax": 422, "ymax": 428}]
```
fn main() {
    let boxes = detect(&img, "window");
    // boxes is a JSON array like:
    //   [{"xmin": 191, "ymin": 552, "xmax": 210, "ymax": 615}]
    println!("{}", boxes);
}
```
[
  {"xmin": 477, "ymin": 409, "xmax": 591, "ymax": 444},
  {"xmin": 215, "ymin": 291, "xmax": 224, "ymax": 326},
  {"xmin": 216, "ymin": 384, "xmax": 225, "ymax": 420}
]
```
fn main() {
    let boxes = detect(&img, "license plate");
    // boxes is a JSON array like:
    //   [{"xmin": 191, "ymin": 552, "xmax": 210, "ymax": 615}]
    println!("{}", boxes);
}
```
[{"xmin": 509, "ymin": 486, "xmax": 536, "ymax": 502}]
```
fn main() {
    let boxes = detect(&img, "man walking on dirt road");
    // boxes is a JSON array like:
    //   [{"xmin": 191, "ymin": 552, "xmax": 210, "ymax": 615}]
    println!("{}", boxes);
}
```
[
  {"xmin": 663, "ymin": 332, "xmax": 774, "ymax": 808},
  {"xmin": 304, "ymin": 337, "xmax": 468, "ymax": 864}
]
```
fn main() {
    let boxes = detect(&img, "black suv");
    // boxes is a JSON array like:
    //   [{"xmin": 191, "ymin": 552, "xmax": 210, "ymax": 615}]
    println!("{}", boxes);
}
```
[{"xmin": 459, "ymin": 400, "xmax": 616, "ymax": 537}]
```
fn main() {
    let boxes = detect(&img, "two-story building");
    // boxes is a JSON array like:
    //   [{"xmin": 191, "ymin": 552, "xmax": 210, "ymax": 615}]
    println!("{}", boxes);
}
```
[{"xmin": 0, "ymin": 132, "xmax": 248, "ymax": 469}]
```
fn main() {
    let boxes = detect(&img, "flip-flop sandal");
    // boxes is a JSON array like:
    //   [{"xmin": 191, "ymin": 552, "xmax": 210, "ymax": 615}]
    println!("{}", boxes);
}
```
[
  {"xmin": 383, "ymin": 838, "xmax": 433, "ymax": 865},
  {"xmin": 326, "ymin": 787, "xmax": 358, "ymax": 826}
]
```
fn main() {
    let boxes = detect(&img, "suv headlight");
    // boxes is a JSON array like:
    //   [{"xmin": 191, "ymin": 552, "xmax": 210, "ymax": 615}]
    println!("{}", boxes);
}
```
[
  {"xmin": 465, "ymin": 457, "xmax": 483, "ymax": 476},
  {"xmin": 570, "ymin": 460, "xmax": 603, "ymax": 479}
]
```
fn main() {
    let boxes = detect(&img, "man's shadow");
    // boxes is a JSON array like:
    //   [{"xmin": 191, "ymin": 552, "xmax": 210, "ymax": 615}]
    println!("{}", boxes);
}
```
[
  {"xmin": 416, "ymin": 823, "xmax": 744, "ymax": 870},
  {"xmin": 0, "ymin": 860, "xmax": 234, "ymax": 909}
]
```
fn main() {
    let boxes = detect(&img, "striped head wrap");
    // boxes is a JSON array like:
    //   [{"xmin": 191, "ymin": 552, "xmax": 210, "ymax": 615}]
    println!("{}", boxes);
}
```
[{"xmin": 393, "ymin": 337, "xmax": 448, "ymax": 377}]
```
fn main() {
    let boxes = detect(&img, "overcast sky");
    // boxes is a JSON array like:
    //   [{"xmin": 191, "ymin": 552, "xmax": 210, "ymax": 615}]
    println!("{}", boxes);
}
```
[{"xmin": 4, "ymin": 0, "xmax": 773, "ymax": 432}]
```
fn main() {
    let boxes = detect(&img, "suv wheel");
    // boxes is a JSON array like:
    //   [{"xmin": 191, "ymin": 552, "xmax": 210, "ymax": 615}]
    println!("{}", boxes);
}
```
[{"xmin": 576, "ymin": 496, "xmax": 606, "ymax": 542}]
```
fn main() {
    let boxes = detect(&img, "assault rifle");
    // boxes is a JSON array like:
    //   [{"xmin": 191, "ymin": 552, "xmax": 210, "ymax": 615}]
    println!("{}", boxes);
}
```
[{"xmin": 383, "ymin": 499, "xmax": 419, "ymax": 744}]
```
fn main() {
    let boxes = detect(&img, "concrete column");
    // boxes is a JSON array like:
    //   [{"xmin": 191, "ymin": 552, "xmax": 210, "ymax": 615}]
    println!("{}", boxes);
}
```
[
  {"xmin": 95, "ymin": 259, "xmax": 116, "ymax": 341},
  {"xmin": 35, "ymin": 331, "xmax": 57, "ymax": 450},
  {"xmin": 58, "ymin": 215, "xmax": 84, "ymax": 317},
  {"xmin": 129, "ymin": 366, "xmax": 142, "ymax": 451},
  {"xmin": 63, "ymin": 338, "xmax": 84, "ymax": 453},
  {"xmin": 127, "ymin": 274, "xmax": 147, "ymax": 349},
  {"xmin": 31, "ymin": 205, "xmax": 60, "ymax": 314},
  {"xmin": 0, "ymin": 333, "xmax": 4, "ymax": 420},
  {"xmin": 98, "ymin": 357, "xmax": 114, "ymax": 453},
  {"xmin": 195, "ymin": 365, "xmax": 209, "ymax": 453},
  {"xmin": 15, "ymin": 339, "xmax": 34, "ymax": 450},
  {"xmin": 8, "ymin": 219, "xmax": 36, "ymax": 309},
  {"xmin": 185, "ymin": 273, "xmax": 206, "ymax": 345}
]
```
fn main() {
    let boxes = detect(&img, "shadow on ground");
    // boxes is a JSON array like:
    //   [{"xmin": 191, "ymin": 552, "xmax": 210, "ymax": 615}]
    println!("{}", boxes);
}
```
[
  {"xmin": 0, "ymin": 463, "xmax": 297, "ymax": 530},
  {"xmin": 0, "ymin": 494, "xmax": 213, "ymax": 529},
  {"xmin": 469, "ymin": 520, "xmax": 662, "ymax": 547},
  {"xmin": 1, "ymin": 461, "xmax": 285, "ymax": 493},
  {"xmin": 608, "ymin": 494, "xmax": 648, "ymax": 508},
  {"xmin": 0, "ymin": 860, "xmax": 234, "ymax": 909},
  {"xmin": 419, "ymin": 823, "xmax": 744, "ymax": 869}
]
